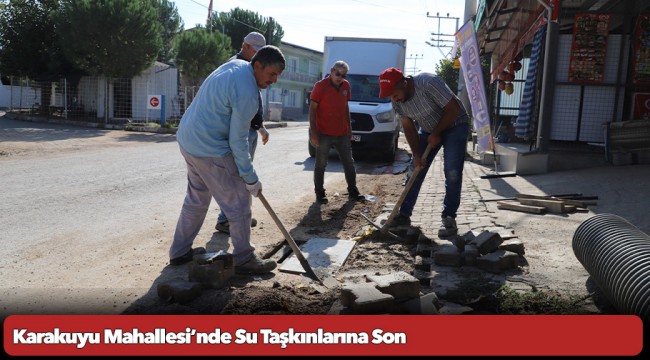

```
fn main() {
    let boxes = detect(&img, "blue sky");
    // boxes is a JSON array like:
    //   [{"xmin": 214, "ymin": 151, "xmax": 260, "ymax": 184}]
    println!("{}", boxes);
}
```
[{"xmin": 173, "ymin": 0, "xmax": 469, "ymax": 74}]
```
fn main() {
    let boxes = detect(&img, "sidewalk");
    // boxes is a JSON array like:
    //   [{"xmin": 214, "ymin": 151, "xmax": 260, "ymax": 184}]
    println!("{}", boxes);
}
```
[{"xmin": 408, "ymin": 145, "xmax": 650, "ymax": 304}]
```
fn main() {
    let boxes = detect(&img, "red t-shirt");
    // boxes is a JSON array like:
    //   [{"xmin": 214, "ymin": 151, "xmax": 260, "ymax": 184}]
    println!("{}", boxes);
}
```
[{"xmin": 310, "ymin": 77, "xmax": 351, "ymax": 136}]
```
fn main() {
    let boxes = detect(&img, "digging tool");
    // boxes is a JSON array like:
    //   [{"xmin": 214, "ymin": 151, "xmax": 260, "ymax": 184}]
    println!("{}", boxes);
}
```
[
  {"xmin": 257, "ymin": 192, "xmax": 323, "ymax": 285},
  {"xmin": 380, "ymin": 143, "xmax": 433, "ymax": 233},
  {"xmin": 359, "ymin": 212, "xmax": 407, "ymax": 242}
]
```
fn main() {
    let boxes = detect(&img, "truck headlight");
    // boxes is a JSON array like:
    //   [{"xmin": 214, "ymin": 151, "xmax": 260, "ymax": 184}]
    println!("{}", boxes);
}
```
[{"xmin": 376, "ymin": 110, "xmax": 394, "ymax": 123}]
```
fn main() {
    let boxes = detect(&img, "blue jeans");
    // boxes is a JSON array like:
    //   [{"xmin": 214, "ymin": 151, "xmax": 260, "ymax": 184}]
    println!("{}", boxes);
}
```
[
  {"xmin": 400, "ymin": 122, "xmax": 469, "ymax": 219},
  {"xmin": 314, "ymin": 134, "xmax": 358, "ymax": 194},
  {"xmin": 218, "ymin": 128, "xmax": 258, "ymax": 224}
]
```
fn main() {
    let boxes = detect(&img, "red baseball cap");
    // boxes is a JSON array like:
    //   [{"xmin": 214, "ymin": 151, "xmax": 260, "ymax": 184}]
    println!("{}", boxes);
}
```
[{"xmin": 379, "ymin": 67, "xmax": 404, "ymax": 98}]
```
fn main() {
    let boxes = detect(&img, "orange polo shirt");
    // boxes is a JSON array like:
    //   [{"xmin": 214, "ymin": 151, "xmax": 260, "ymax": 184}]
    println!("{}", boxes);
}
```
[{"xmin": 310, "ymin": 77, "xmax": 351, "ymax": 136}]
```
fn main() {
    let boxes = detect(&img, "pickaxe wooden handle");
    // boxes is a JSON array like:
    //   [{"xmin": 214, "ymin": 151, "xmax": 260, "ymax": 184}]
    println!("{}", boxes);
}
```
[
  {"xmin": 257, "ymin": 192, "xmax": 323, "ymax": 284},
  {"xmin": 380, "ymin": 143, "xmax": 433, "ymax": 233}
]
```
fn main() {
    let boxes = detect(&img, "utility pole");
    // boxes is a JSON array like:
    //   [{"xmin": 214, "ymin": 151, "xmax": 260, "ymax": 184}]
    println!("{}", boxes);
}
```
[
  {"xmin": 406, "ymin": 54, "xmax": 424, "ymax": 75},
  {"xmin": 425, "ymin": 12, "xmax": 460, "ymax": 58}
]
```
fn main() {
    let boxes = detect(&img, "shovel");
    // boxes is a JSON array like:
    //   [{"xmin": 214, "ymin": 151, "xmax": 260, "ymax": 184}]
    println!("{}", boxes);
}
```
[
  {"xmin": 380, "ymin": 143, "xmax": 433, "ymax": 233},
  {"xmin": 257, "ymin": 192, "xmax": 323, "ymax": 285}
]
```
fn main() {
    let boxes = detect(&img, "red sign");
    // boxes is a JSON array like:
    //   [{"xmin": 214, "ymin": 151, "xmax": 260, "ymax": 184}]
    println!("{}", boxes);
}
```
[
  {"xmin": 3, "ymin": 315, "xmax": 643, "ymax": 356},
  {"xmin": 631, "ymin": 14, "xmax": 650, "ymax": 84},
  {"xmin": 147, "ymin": 95, "xmax": 162, "ymax": 110},
  {"xmin": 568, "ymin": 14, "xmax": 611, "ymax": 83}
]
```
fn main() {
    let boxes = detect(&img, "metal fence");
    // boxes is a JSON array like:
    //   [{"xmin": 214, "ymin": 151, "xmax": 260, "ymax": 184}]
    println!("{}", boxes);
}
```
[{"xmin": 1, "ymin": 63, "xmax": 185, "ymax": 127}]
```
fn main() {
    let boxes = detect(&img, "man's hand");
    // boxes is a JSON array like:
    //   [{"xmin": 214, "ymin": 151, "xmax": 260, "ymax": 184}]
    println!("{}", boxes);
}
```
[
  {"xmin": 259, "ymin": 128, "xmax": 269, "ymax": 145},
  {"xmin": 310, "ymin": 130, "xmax": 320, "ymax": 147},
  {"xmin": 246, "ymin": 181, "xmax": 262, "ymax": 197},
  {"xmin": 413, "ymin": 153, "xmax": 425, "ymax": 169},
  {"xmin": 427, "ymin": 133, "xmax": 442, "ymax": 148}
]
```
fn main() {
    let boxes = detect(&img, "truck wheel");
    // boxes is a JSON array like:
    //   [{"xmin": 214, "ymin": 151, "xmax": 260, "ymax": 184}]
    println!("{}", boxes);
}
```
[
  {"xmin": 308, "ymin": 141, "xmax": 316, "ymax": 158},
  {"xmin": 382, "ymin": 135, "xmax": 398, "ymax": 162}
]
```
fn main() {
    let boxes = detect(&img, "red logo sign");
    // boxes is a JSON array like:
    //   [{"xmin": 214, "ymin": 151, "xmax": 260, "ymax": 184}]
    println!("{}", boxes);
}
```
[{"xmin": 149, "ymin": 97, "xmax": 160, "ymax": 108}]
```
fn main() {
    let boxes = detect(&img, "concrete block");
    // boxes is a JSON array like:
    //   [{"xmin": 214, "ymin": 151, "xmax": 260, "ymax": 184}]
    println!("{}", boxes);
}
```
[
  {"xmin": 438, "ymin": 302, "xmax": 474, "ymax": 314},
  {"xmin": 367, "ymin": 271, "xmax": 421, "ymax": 300},
  {"xmin": 340, "ymin": 282, "xmax": 395, "ymax": 314},
  {"xmin": 433, "ymin": 244, "xmax": 462, "ymax": 267},
  {"xmin": 460, "ymin": 230, "xmax": 478, "ymax": 243},
  {"xmin": 450, "ymin": 235, "xmax": 466, "ymax": 252},
  {"xmin": 412, "ymin": 269, "xmax": 435, "ymax": 286},
  {"xmin": 157, "ymin": 278, "xmax": 203, "ymax": 304},
  {"xmin": 485, "ymin": 227, "xmax": 517, "ymax": 240},
  {"xmin": 189, "ymin": 251, "xmax": 235, "ymax": 289},
  {"xmin": 476, "ymin": 250, "xmax": 520, "ymax": 274},
  {"xmin": 394, "ymin": 292, "xmax": 440, "ymax": 314},
  {"xmin": 470, "ymin": 231, "xmax": 504, "ymax": 255},
  {"xmin": 414, "ymin": 255, "xmax": 433, "ymax": 271},
  {"xmin": 464, "ymin": 244, "xmax": 479, "ymax": 266},
  {"xmin": 416, "ymin": 243, "xmax": 432, "ymax": 257},
  {"xmin": 499, "ymin": 240, "xmax": 525, "ymax": 255},
  {"xmin": 406, "ymin": 227, "xmax": 422, "ymax": 243},
  {"xmin": 418, "ymin": 233, "xmax": 432, "ymax": 244}
]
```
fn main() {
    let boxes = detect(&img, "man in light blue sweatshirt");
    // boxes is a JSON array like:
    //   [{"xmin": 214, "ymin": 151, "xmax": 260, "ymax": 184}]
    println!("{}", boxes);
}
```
[{"xmin": 169, "ymin": 46, "xmax": 285, "ymax": 275}]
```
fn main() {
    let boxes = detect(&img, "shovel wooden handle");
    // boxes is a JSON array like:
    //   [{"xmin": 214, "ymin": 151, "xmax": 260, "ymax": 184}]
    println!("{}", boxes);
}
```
[
  {"xmin": 257, "ymin": 192, "xmax": 323, "ymax": 284},
  {"xmin": 381, "ymin": 143, "xmax": 433, "ymax": 233}
]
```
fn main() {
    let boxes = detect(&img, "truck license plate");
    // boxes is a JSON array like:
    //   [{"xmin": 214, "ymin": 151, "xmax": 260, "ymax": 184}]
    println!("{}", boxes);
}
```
[{"xmin": 351, "ymin": 135, "xmax": 361, "ymax": 142}]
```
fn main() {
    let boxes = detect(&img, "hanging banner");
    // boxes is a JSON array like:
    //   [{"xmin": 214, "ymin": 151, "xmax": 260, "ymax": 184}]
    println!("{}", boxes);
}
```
[
  {"xmin": 456, "ymin": 20, "xmax": 492, "ymax": 152},
  {"xmin": 631, "ymin": 14, "xmax": 650, "ymax": 84},
  {"xmin": 568, "ymin": 14, "xmax": 610, "ymax": 83}
]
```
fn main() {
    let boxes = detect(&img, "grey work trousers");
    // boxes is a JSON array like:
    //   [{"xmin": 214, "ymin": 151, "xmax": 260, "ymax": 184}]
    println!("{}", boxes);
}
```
[
  {"xmin": 170, "ymin": 146, "xmax": 255, "ymax": 266},
  {"xmin": 314, "ymin": 134, "xmax": 357, "ymax": 194}
]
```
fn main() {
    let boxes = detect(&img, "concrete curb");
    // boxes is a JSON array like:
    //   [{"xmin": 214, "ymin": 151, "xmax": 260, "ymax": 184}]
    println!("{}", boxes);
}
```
[{"xmin": 2, "ymin": 111, "xmax": 288, "ymax": 135}]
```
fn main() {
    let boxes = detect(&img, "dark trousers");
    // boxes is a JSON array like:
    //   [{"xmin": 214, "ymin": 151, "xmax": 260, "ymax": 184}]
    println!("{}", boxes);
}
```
[{"xmin": 314, "ymin": 134, "xmax": 357, "ymax": 193}]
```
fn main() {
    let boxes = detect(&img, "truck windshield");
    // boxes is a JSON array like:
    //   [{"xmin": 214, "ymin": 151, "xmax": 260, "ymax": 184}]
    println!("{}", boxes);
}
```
[{"xmin": 347, "ymin": 74, "xmax": 391, "ymax": 103}]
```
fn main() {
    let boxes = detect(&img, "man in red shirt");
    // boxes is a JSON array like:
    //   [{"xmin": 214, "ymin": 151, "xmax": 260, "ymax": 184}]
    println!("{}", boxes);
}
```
[{"xmin": 309, "ymin": 61, "xmax": 364, "ymax": 204}]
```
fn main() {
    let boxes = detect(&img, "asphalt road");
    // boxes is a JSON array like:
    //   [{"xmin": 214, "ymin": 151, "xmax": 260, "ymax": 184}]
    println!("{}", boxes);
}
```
[{"xmin": 0, "ymin": 116, "xmax": 401, "ymax": 317}]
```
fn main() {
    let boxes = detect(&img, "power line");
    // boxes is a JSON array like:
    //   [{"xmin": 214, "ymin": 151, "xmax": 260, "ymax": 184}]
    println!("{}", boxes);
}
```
[{"xmin": 425, "ymin": 11, "xmax": 459, "ymax": 58}]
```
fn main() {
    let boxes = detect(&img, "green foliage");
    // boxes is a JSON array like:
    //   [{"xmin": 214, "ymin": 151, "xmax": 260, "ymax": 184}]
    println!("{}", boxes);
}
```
[
  {"xmin": 0, "ymin": 0, "xmax": 81, "ymax": 80},
  {"xmin": 211, "ymin": 7, "xmax": 284, "ymax": 48},
  {"xmin": 155, "ymin": 0, "xmax": 183, "ymax": 63},
  {"xmin": 172, "ymin": 27, "xmax": 232, "ymax": 86},
  {"xmin": 435, "ymin": 59, "xmax": 459, "ymax": 94},
  {"xmin": 434, "ymin": 53, "xmax": 491, "ymax": 95},
  {"xmin": 56, "ymin": 0, "xmax": 163, "ymax": 78},
  {"xmin": 495, "ymin": 285, "xmax": 592, "ymax": 315}
]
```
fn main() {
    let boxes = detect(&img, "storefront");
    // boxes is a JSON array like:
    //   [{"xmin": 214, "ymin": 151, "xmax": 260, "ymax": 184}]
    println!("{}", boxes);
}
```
[{"xmin": 475, "ymin": 0, "xmax": 650, "ymax": 172}]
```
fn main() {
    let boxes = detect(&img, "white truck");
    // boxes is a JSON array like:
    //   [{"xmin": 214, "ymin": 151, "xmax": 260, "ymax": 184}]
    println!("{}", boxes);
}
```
[{"xmin": 309, "ymin": 36, "xmax": 407, "ymax": 161}]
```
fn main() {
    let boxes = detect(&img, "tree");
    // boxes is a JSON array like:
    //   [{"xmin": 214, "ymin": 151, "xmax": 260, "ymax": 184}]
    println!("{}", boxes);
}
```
[
  {"xmin": 0, "ymin": 0, "xmax": 80, "ymax": 79},
  {"xmin": 434, "ymin": 53, "xmax": 491, "ymax": 95},
  {"xmin": 435, "ymin": 58, "xmax": 460, "ymax": 94},
  {"xmin": 55, "ymin": 0, "xmax": 162, "ymax": 79},
  {"xmin": 155, "ymin": 0, "xmax": 183, "ymax": 64},
  {"xmin": 0, "ymin": 0, "xmax": 83, "ymax": 113},
  {"xmin": 172, "ymin": 27, "xmax": 232, "ymax": 86},
  {"xmin": 209, "ymin": 7, "xmax": 284, "ymax": 49}
]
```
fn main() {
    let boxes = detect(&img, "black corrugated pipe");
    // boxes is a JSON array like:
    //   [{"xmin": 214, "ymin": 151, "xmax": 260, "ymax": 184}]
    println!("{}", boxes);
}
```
[{"xmin": 573, "ymin": 213, "xmax": 650, "ymax": 321}]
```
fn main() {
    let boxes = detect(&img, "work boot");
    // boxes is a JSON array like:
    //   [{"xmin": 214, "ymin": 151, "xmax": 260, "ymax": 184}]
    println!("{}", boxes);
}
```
[
  {"xmin": 347, "ymin": 187, "xmax": 366, "ymax": 201},
  {"xmin": 316, "ymin": 190, "xmax": 328, "ymax": 204},
  {"xmin": 389, "ymin": 213, "xmax": 411, "ymax": 229},
  {"xmin": 215, "ymin": 218, "xmax": 258, "ymax": 234},
  {"xmin": 235, "ymin": 254, "xmax": 277, "ymax": 274},
  {"xmin": 169, "ymin": 247, "xmax": 207, "ymax": 266},
  {"xmin": 438, "ymin": 216, "xmax": 458, "ymax": 238}
]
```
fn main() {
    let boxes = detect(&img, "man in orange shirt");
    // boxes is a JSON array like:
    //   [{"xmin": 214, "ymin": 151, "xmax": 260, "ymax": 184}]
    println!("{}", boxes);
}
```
[{"xmin": 309, "ymin": 61, "xmax": 364, "ymax": 204}]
